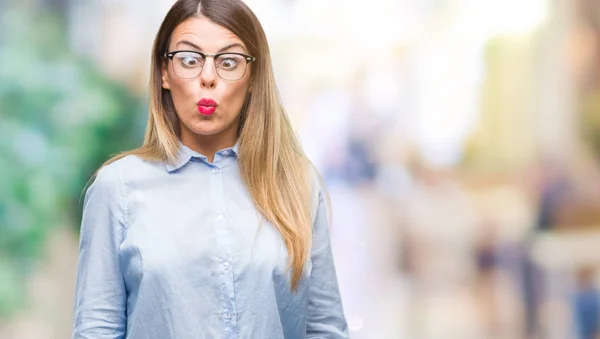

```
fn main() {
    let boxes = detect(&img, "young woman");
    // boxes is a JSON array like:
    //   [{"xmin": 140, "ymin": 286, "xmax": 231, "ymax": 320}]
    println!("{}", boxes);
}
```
[{"xmin": 72, "ymin": 0, "xmax": 348, "ymax": 338}]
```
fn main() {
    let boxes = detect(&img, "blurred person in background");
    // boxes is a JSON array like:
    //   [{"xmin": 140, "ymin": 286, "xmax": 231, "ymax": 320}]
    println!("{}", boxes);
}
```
[
  {"xmin": 473, "ymin": 219, "xmax": 503, "ymax": 338},
  {"xmin": 521, "ymin": 159, "xmax": 571, "ymax": 339},
  {"xmin": 572, "ymin": 267, "xmax": 600, "ymax": 339},
  {"xmin": 71, "ymin": 0, "xmax": 348, "ymax": 338}
]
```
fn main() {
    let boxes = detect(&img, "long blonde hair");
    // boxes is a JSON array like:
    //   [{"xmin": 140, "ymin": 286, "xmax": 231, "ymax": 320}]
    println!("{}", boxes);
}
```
[{"xmin": 100, "ymin": 0, "xmax": 315, "ymax": 290}]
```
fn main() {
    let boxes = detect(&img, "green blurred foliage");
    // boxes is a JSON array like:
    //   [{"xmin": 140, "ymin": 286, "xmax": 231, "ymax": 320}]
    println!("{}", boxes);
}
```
[{"xmin": 0, "ymin": 6, "xmax": 146, "ymax": 317}]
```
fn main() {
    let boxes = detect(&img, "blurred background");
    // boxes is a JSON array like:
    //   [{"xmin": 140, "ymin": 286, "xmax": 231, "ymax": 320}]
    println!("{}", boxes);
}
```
[{"xmin": 2, "ymin": 0, "xmax": 600, "ymax": 338}]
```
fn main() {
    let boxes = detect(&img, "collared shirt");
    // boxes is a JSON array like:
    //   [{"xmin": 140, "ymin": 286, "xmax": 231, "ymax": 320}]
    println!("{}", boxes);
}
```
[{"xmin": 72, "ymin": 142, "xmax": 348, "ymax": 339}]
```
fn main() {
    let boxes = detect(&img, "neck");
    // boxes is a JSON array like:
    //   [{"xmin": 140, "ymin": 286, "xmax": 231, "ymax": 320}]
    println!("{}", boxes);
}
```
[
  {"xmin": 181, "ymin": 133, "xmax": 237, "ymax": 163},
  {"xmin": 178, "ymin": 115, "xmax": 241, "ymax": 163}
]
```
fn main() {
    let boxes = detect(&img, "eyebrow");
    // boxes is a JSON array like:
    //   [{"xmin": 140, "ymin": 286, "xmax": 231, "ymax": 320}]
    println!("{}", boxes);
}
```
[{"xmin": 176, "ymin": 40, "xmax": 246, "ymax": 53}]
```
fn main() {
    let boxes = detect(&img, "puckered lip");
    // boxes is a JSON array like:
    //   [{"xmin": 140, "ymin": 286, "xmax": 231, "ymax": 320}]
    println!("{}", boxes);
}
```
[{"xmin": 197, "ymin": 98, "xmax": 217, "ymax": 107}]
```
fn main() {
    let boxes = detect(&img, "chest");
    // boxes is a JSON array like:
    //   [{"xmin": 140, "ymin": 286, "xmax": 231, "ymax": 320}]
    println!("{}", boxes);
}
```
[{"xmin": 119, "ymin": 174, "xmax": 292, "ymax": 284}]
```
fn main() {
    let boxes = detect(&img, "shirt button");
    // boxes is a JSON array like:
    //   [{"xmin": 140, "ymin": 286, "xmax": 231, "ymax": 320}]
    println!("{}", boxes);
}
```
[
  {"xmin": 224, "ymin": 312, "xmax": 233, "ymax": 321},
  {"xmin": 212, "ymin": 168, "xmax": 220, "ymax": 175},
  {"xmin": 216, "ymin": 214, "xmax": 225, "ymax": 222},
  {"xmin": 223, "ymin": 261, "xmax": 230, "ymax": 269}
]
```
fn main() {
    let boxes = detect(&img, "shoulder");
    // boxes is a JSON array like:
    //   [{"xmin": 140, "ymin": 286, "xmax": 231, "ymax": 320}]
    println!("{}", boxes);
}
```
[
  {"xmin": 91, "ymin": 156, "xmax": 136, "ymax": 189},
  {"xmin": 308, "ymin": 164, "xmax": 329, "ymax": 221},
  {"xmin": 103, "ymin": 154, "xmax": 166, "ymax": 184},
  {"xmin": 87, "ymin": 154, "xmax": 162, "ymax": 197},
  {"xmin": 112, "ymin": 154, "xmax": 160, "ymax": 174},
  {"xmin": 309, "ymin": 164, "xmax": 327, "ymax": 200},
  {"xmin": 89, "ymin": 159, "xmax": 122, "ymax": 196}
]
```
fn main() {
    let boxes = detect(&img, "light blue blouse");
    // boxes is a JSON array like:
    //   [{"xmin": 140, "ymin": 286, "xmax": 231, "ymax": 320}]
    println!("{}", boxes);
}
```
[{"xmin": 72, "ymin": 142, "xmax": 349, "ymax": 338}]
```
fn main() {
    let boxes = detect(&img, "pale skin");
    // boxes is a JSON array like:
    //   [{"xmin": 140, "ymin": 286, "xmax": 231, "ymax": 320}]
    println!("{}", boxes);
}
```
[{"xmin": 161, "ymin": 15, "xmax": 252, "ymax": 163}]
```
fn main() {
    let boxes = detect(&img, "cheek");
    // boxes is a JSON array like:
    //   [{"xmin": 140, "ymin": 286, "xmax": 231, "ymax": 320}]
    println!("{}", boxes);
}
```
[
  {"xmin": 169, "ymin": 79, "xmax": 198, "ymax": 108},
  {"xmin": 223, "ymin": 82, "xmax": 250, "ymax": 109}
]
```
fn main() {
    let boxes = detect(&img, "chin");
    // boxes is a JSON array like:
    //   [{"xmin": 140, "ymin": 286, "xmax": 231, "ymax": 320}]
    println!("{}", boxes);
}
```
[
  {"xmin": 184, "ymin": 119, "xmax": 222, "ymax": 136},
  {"xmin": 189, "ymin": 127, "xmax": 223, "ymax": 137},
  {"xmin": 180, "ymin": 116, "xmax": 237, "ymax": 139}
]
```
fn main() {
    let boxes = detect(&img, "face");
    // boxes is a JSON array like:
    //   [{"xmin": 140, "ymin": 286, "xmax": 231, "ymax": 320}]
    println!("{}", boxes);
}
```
[{"xmin": 162, "ymin": 15, "xmax": 252, "ymax": 149}]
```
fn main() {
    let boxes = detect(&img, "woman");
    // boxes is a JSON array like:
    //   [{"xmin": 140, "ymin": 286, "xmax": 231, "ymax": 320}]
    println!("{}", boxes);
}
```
[{"xmin": 72, "ymin": 0, "xmax": 348, "ymax": 338}]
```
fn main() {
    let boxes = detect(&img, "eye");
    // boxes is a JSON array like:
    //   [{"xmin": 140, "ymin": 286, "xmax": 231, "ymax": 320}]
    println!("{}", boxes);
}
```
[
  {"xmin": 217, "ymin": 55, "xmax": 242, "ymax": 70},
  {"xmin": 176, "ymin": 52, "xmax": 203, "ymax": 68}
]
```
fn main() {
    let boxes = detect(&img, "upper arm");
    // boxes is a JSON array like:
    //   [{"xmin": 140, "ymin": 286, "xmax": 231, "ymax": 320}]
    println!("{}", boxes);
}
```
[
  {"xmin": 72, "ymin": 164, "xmax": 127, "ymax": 338},
  {"xmin": 306, "ymin": 176, "xmax": 349, "ymax": 338}
]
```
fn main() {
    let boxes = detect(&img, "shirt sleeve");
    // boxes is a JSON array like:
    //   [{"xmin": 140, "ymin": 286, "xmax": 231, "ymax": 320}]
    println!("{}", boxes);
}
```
[
  {"xmin": 72, "ymin": 163, "xmax": 127, "ymax": 338},
  {"xmin": 306, "ymin": 190, "xmax": 349, "ymax": 338}
]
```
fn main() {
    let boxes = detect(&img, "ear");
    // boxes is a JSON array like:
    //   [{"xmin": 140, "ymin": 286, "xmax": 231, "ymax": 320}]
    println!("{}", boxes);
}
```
[{"xmin": 161, "ymin": 61, "xmax": 171, "ymax": 90}]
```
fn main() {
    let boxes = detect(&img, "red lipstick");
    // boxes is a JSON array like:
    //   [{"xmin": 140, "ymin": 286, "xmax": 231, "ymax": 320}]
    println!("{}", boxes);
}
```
[{"xmin": 197, "ymin": 98, "xmax": 217, "ymax": 115}]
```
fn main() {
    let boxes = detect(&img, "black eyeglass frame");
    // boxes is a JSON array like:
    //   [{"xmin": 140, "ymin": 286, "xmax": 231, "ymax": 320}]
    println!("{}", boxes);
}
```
[{"xmin": 164, "ymin": 50, "xmax": 256, "ymax": 80}]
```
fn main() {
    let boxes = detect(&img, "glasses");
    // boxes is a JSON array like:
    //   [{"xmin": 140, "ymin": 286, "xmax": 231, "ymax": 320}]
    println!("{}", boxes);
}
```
[{"xmin": 164, "ymin": 50, "xmax": 256, "ymax": 81}]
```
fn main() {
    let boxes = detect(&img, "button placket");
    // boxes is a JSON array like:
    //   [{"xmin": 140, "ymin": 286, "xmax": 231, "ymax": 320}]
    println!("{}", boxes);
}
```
[{"xmin": 209, "ymin": 158, "xmax": 238, "ymax": 334}]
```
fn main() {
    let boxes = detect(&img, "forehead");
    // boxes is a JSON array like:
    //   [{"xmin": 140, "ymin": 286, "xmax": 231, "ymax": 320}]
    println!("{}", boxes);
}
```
[{"xmin": 170, "ymin": 16, "xmax": 245, "ymax": 51}]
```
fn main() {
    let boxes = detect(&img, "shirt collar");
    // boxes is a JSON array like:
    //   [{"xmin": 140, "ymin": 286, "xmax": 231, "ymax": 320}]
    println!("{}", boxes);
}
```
[{"xmin": 165, "ymin": 140, "xmax": 240, "ymax": 173}]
